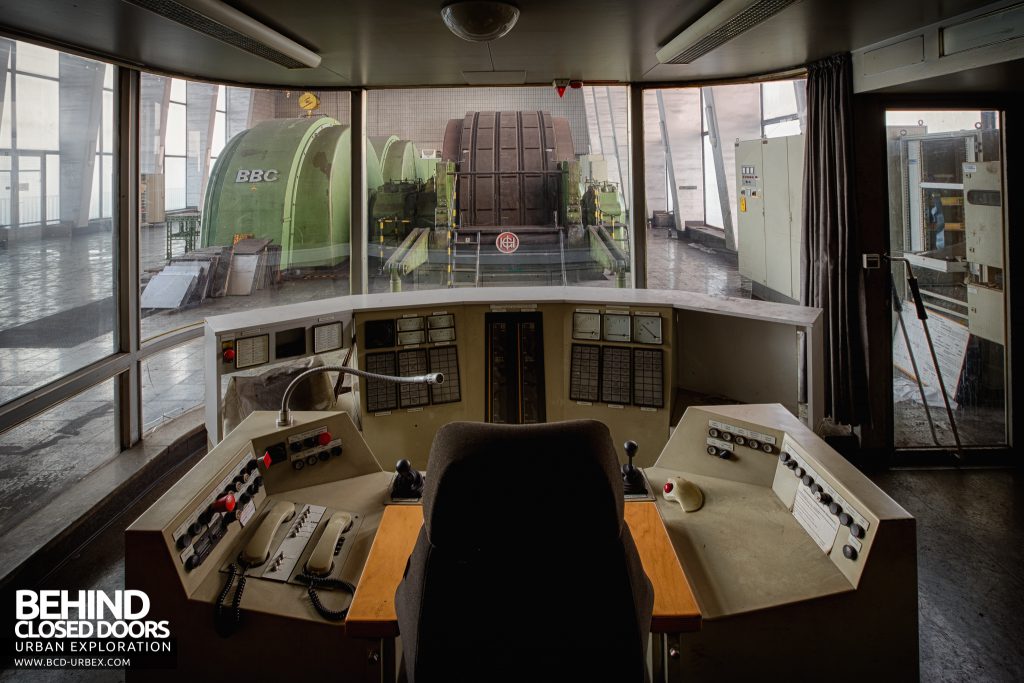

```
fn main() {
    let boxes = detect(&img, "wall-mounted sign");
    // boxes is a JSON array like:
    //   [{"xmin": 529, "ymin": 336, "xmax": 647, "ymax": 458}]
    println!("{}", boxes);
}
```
[
  {"xmin": 496, "ymin": 231, "xmax": 520, "ymax": 254},
  {"xmin": 235, "ymin": 169, "xmax": 279, "ymax": 183}
]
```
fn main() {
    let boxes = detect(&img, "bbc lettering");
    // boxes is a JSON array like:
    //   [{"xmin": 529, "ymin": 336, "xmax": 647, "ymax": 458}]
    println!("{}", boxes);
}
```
[{"xmin": 235, "ymin": 169, "xmax": 280, "ymax": 183}]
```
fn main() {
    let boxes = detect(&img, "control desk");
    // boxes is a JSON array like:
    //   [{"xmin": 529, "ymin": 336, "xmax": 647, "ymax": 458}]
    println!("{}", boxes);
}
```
[
  {"xmin": 204, "ymin": 287, "xmax": 824, "ymax": 468},
  {"xmin": 126, "ymin": 402, "xmax": 916, "ymax": 681}
]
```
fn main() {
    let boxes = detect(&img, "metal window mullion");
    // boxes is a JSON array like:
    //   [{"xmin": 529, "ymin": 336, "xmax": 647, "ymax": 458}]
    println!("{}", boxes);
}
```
[
  {"xmin": 350, "ymin": 89, "xmax": 367, "ymax": 295},
  {"xmin": 629, "ymin": 84, "xmax": 646, "ymax": 289},
  {"xmin": 0, "ymin": 354, "xmax": 133, "ymax": 436},
  {"xmin": 115, "ymin": 66, "xmax": 141, "ymax": 450}
]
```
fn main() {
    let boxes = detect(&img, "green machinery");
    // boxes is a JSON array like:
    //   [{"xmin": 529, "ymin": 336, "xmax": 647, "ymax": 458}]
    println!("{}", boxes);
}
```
[
  {"xmin": 201, "ymin": 112, "xmax": 630, "ymax": 288},
  {"xmin": 202, "ymin": 117, "xmax": 375, "ymax": 270}
]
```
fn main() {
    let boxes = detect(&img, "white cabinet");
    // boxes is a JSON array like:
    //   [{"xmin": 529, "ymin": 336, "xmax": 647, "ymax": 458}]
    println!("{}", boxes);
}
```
[{"xmin": 735, "ymin": 134, "xmax": 804, "ymax": 302}]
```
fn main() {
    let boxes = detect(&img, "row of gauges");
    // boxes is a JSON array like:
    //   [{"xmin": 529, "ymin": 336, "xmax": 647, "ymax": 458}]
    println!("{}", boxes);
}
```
[
  {"xmin": 572, "ymin": 310, "xmax": 663, "ymax": 345},
  {"xmin": 365, "ymin": 313, "xmax": 456, "ymax": 349}
]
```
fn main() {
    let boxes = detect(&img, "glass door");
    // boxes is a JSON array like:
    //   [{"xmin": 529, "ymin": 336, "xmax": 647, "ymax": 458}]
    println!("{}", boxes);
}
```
[{"xmin": 885, "ymin": 110, "xmax": 1007, "ymax": 450}]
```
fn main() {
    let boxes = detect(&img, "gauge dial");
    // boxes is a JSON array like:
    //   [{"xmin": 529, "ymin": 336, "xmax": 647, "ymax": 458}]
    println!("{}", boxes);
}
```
[
  {"xmin": 633, "ymin": 315, "xmax": 663, "ymax": 344},
  {"xmin": 298, "ymin": 91, "xmax": 320, "ymax": 111},
  {"xmin": 428, "ymin": 327, "xmax": 456, "ymax": 343},
  {"xmin": 396, "ymin": 317, "xmax": 424, "ymax": 332},
  {"xmin": 603, "ymin": 313, "xmax": 631, "ymax": 342},
  {"xmin": 398, "ymin": 330, "xmax": 425, "ymax": 345},
  {"xmin": 573, "ymin": 312, "xmax": 601, "ymax": 340}
]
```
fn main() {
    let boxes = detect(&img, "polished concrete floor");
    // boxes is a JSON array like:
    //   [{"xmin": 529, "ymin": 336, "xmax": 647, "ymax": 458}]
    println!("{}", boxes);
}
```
[{"xmin": 1, "ymin": 465, "xmax": 1019, "ymax": 681}]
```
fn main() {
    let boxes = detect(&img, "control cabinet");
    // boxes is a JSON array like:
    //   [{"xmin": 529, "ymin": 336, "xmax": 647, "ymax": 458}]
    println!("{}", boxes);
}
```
[{"xmin": 735, "ymin": 135, "xmax": 804, "ymax": 303}]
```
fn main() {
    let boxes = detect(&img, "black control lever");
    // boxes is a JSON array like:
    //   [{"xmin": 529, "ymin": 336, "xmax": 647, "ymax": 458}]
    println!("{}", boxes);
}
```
[
  {"xmin": 621, "ymin": 440, "xmax": 647, "ymax": 496},
  {"xmin": 391, "ymin": 459, "xmax": 424, "ymax": 500}
]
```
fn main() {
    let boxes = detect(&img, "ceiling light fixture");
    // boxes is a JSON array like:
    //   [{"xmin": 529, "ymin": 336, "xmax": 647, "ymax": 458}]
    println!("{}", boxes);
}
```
[{"xmin": 441, "ymin": 1, "xmax": 520, "ymax": 42}]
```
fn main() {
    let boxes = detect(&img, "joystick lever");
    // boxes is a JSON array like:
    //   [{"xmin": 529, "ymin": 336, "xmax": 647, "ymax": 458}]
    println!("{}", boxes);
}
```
[
  {"xmin": 621, "ymin": 440, "xmax": 647, "ymax": 496},
  {"xmin": 391, "ymin": 459, "xmax": 425, "ymax": 500}
]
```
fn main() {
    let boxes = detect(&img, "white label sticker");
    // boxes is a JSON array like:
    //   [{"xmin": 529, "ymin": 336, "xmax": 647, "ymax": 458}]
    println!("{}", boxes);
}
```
[
  {"xmin": 792, "ymin": 485, "xmax": 840, "ymax": 553},
  {"xmin": 239, "ymin": 501, "xmax": 257, "ymax": 527},
  {"xmin": 706, "ymin": 437, "xmax": 735, "ymax": 452}
]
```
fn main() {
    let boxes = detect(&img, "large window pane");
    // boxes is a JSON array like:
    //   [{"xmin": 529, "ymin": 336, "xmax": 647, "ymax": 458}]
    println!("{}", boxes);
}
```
[
  {"xmin": 15, "ymin": 74, "xmax": 59, "ymax": 150},
  {"xmin": 643, "ymin": 79, "xmax": 805, "ymax": 301},
  {"xmin": 0, "ymin": 43, "xmax": 116, "ymax": 405},
  {"xmin": 885, "ymin": 109, "xmax": 1007, "ymax": 448},
  {"xmin": 0, "ymin": 379, "xmax": 117, "ymax": 536},
  {"xmin": 143, "ymin": 337, "xmax": 204, "ymax": 434},
  {"xmin": 364, "ymin": 86, "xmax": 632, "ymax": 293},
  {"xmin": 139, "ymin": 81, "xmax": 351, "ymax": 340}
]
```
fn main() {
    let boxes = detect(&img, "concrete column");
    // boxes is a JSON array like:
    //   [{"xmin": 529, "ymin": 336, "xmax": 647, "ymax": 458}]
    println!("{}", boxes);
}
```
[
  {"xmin": 140, "ymin": 73, "xmax": 170, "ymax": 175},
  {"xmin": 185, "ymin": 82, "xmax": 217, "ymax": 210},
  {"xmin": 0, "ymin": 39, "xmax": 11, "ymax": 129},
  {"xmin": 225, "ymin": 87, "xmax": 252, "ymax": 139},
  {"xmin": 58, "ymin": 54, "xmax": 105, "ymax": 230}
]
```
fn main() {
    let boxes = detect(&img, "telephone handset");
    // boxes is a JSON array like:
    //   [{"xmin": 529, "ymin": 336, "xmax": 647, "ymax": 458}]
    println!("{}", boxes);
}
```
[
  {"xmin": 241, "ymin": 500, "xmax": 296, "ymax": 566},
  {"xmin": 305, "ymin": 512, "xmax": 353, "ymax": 576}
]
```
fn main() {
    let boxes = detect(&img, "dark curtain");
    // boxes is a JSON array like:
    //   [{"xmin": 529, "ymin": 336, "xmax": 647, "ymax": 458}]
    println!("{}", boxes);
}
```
[{"xmin": 801, "ymin": 53, "xmax": 869, "ymax": 426}]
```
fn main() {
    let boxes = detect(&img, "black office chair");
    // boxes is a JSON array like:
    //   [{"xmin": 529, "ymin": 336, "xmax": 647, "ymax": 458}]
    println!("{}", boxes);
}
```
[{"xmin": 395, "ymin": 420, "xmax": 654, "ymax": 682}]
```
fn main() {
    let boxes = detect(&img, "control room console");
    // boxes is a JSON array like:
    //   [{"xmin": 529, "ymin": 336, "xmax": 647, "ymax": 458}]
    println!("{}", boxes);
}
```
[{"xmin": 127, "ymin": 400, "xmax": 916, "ymax": 682}]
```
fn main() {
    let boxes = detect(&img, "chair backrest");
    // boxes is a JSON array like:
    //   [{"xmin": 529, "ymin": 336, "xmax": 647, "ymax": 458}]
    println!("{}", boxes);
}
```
[{"xmin": 395, "ymin": 420, "xmax": 654, "ymax": 682}]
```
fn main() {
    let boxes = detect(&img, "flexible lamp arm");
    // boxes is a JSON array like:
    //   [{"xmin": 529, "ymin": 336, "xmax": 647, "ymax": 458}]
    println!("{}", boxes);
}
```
[{"xmin": 277, "ymin": 366, "xmax": 443, "ymax": 427}]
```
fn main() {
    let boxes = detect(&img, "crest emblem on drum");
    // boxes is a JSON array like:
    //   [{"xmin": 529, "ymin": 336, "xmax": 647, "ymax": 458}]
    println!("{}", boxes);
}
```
[{"xmin": 496, "ymin": 231, "xmax": 520, "ymax": 254}]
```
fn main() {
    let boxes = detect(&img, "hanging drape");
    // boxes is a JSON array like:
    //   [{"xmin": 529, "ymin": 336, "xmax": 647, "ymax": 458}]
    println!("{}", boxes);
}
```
[{"xmin": 801, "ymin": 53, "xmax": 869, "ymax": 426}]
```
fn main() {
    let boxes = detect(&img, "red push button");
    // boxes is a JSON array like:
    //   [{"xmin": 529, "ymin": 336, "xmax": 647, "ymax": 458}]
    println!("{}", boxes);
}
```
[
  {"xmin": 318, "ymin": 432, "xmax": 332, "ymax": 446},
  {"xmin": 222, "ymin": 348, "xmax": 236, "ymax": 363},
  {"xmin": 212, "ymin": 494, "xmax": 236, "ymax": 513},
  {"xmin": 663, "ymin": 481, "xmax": 674, "ymax": 494}
]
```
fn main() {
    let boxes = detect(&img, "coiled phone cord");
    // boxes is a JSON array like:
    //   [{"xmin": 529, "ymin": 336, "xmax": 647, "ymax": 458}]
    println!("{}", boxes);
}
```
[
  {"xmin": 298, "ymin": 573, "xmax": 355, "ymax": 622},
  {"xmin": 214, "ymin": 561, "xmax": 250, "ymax": 636}
]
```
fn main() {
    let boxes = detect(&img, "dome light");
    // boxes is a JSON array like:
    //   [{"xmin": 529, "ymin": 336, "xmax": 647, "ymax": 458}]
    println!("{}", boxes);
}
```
[{"xmin": 441, "ymin": 1, "xmax": 520, "ymax": 42}]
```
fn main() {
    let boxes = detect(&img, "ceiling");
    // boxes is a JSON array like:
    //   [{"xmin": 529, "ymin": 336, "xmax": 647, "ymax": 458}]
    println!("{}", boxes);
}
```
[{"xmin": 0, "ymin": 0, "xmax": 1005, "ymax": 88}]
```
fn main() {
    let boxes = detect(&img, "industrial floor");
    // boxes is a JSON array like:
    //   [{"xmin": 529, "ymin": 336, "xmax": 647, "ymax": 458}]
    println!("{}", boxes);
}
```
[{"xmin": 0, "ymin": 465, "xmax": 1020, "ymax": 682}]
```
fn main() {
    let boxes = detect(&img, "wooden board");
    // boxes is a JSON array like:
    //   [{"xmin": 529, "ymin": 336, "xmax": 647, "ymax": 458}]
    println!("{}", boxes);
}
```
[
  {"xmin": 345, "ymin": 501, "xmax": 701, "ymax": 638},
  {"xmin": 345, "ymin": 505, "xmax": 422, "ymax": 638}
]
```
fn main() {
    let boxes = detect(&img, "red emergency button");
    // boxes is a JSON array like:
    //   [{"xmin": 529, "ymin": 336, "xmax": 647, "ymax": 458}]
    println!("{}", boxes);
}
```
[
  {"xmin": 212, "ymin": 493, "xmax": 236, "ymax": 513},
  {"xmin": 222, "ymin": 348, "xmax": 236, "ymax": 363},
  {"xmin": 663, "ymin": 481, "xmax": 674, "ymax": 494},
  {"xmin": 318, "ymin": 432, "xmax": 332, "ymax": 446}
]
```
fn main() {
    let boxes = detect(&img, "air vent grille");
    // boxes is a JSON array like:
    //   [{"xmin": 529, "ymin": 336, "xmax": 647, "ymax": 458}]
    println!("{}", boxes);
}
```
[
  {"xmin": 665, "ymin": 0, "xmax": 799, "ymax": 64},
  {"xmin": 125, "ymin": 0, "xmax": 310, "ymax": 68}
]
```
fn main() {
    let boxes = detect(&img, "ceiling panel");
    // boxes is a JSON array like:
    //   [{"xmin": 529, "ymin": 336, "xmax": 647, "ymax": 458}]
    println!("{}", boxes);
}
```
[{"xmin": 0, "ymin": 0, "xmax": 1004, "ymax": 87}]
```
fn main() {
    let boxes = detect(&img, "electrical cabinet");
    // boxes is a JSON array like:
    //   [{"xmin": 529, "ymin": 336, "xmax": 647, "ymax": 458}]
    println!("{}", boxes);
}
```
[
  {"xmin": 736, "ymin": 135, "xmax": 804, "ymax": 303},
  {"xmin": 963, "ymin": 161, "xmax": 1003, "ymax": 270}
]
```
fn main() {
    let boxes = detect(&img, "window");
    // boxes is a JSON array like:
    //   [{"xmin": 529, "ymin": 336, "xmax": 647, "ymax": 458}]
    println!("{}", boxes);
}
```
[
  {"xmin": 364, "ymin": 86, "xmax": 632, "ymax": 293},
  {"xmin": 643, "ymin": 79, "xmax": 806, "ymax": 300},
  {"xmin": 138, "ymin": 79, "xmax": 352, "ymax": 343},
  {"xmin": 885, "ymin": 109, "xmax": 1007, "ymax": 448},
  {"xmin": 0, "ymin": 40, "xmax": 117, "ymax": 404}
]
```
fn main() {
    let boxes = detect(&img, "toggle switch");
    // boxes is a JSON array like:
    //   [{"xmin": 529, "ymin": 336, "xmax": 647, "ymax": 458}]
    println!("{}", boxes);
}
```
[{"xmin": 212, "ymin": 494, "xmax": 236, "ymax": 513}]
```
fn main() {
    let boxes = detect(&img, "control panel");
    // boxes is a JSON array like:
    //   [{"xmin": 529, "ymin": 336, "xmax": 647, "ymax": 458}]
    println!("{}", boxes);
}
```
[
  {"xmin": 361, "ymin": 311, "xmax": 462, "ymax": 414},
  {"xmin": 703, "ymin": 418, "xmax": 779, "ymax": 458},
  {"xmin": 646, "ymin": 403, "xmax": 917, "ymax": 680},
  {"xmin": 127, "ymin": 410, "xmax": 394, "ymax": 681},
  {"xmin": 172, "ymin": 446, "xmax": 268, "ymax": 573},
  {"xmin": 569, "ymin": 308, "xmax": 667, "ymax": 410},
  {"xmin": 773, "ymin": 436, "xmax": 872, "ymax": 571}
]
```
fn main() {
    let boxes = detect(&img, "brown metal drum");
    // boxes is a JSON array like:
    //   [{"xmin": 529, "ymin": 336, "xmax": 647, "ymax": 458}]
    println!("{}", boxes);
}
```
[{"xmin": 449, "ymin": 111, "xmax": 573, "ymax": 228}]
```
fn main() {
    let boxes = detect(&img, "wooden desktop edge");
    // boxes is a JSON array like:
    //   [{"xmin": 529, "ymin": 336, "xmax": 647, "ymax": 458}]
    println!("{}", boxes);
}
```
[{"xmin": 345, "ymin": 501, "xmax": 702, "ymax": 639}]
